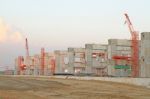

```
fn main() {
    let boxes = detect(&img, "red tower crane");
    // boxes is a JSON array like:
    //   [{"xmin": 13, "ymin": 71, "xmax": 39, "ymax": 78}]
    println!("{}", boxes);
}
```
[
  {"xmin": 24, "ymin": 38, "xmax": 30, "ymax": 71},
  {"xmin": 25, "ymin": 38, "xmax": 29, "ymax": 57},
  {"xmin": 124, "ymin": 13, "xmax": 139, "ymax": 77}
]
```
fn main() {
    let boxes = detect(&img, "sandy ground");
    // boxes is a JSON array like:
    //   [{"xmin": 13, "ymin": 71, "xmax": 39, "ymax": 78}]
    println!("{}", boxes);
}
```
[{"xmin": 0, "ymin": 76, "xmax": 150, "ymax": 99}]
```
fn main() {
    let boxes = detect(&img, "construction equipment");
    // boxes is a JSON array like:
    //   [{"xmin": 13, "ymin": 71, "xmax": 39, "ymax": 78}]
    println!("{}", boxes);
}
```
[
  {"xmin": 24, "ymin": 38, "xmax": 30, "ymax": 74},
  {"xmin": 124, "ymin": 13, "xmax": 139, "ymax": 77},
  {"xmin": 25, "ymin": 38, "xmax": 29, "ymax": 57}
]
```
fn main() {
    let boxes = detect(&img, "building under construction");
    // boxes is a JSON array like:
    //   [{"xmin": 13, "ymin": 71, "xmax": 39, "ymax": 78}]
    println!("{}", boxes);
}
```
[
  {"xmin": 107, "ymin": 39, "xmax": 132, "ymax": 77},
  {"xmin": 85, "ymin": 44, "xmax": 108, "ymax": 76},
  {"xmin": 140, "ymin": 32, "xmax": 150, "ymax": 77},
  {"xmin": 14, "ymin": 14, "xmax": 150, "ymax": 78},
  {"xmin": 14, "ymin": 32, "xmax": 150, "ymax": 77}
]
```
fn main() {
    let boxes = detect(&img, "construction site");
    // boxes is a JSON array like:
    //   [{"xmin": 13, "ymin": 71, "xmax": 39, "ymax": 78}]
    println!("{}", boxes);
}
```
[
  {"xmin": 0, "ymin": 13, "xmax": 147, "ymax": 99},
  {"xmin": 1, "ymin": 1, "xmax": 150, "ymax": 98},
  {"xmin": 14, "ymin": 14, "xmax": 150, "ymax": 78}
]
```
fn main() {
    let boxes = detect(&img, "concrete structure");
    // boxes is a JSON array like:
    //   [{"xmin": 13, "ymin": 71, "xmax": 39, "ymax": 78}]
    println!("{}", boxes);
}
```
[
  {"xmin": 107, "ymin": 39, "xmax": 132, "ymax": 77},
  {"xmin": 85, "ymin": 44, "xmax": 108, "ymax": 76},
  {"xmin": 15, "ymin": 52, "xmax": 55, "ymax": 76},
  {"xmin": 43, "ymin": 52, "xmax": 55, "ymax": 75},
  {"xmin": 68, "ymin": 48, "xmax": 86, "ymax": 74},
  {"xmin": 14, "ymin": 32, "xmax": 150, "ymax": 78},
  {"xmin": 140, "ymin": 32, "xmax": 150, "ymax": 77},
  {"xmin": 14, "ymin": 56, "xmax": 37, "ymax": 75},
  {"xmin": 54, "ymin": 50, "xmax": 70, "ymax": 73},
  {"xmin": 53, "ymin": 76, "xmax": 150, "ymax": 88},
  {"xmin": 14, "ymin": 58, "xmax": 19, "ymax": 75},
  {"xmin": 24, "ymin": 55, "xmax": 33, "ymax": 75},
  {"xmin": 14, "ymin": 56, "xmax": 26, "ymax": 75}
]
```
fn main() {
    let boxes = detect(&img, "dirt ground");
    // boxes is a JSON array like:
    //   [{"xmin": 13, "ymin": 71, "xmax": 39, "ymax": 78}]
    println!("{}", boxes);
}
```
[{"xmin": 0, "ymin": 76, "xmax": 150, "ymax": 99}]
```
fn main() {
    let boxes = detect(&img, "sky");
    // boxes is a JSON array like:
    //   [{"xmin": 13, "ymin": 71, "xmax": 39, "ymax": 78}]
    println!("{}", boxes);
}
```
[{"xmin": 0, "ymin": 0, "xmax": 150, "ymax": 70}]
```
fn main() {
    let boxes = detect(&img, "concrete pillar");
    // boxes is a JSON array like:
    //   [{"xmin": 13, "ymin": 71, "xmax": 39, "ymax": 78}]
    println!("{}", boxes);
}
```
[{"xmin": 140, "ymin": 32, "xmax": 150, "ymax": 77}]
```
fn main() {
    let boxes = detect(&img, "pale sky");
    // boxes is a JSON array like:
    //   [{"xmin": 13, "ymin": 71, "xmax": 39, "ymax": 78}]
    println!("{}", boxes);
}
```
[{"xmin": 0, "ymin": 0, "xmax": 150, "ymax": 70}]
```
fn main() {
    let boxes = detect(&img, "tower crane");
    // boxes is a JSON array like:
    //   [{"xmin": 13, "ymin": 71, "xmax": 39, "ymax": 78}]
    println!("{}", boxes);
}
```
[
  {"xmin": 25, "ymin": 38, "xmax": 29, "ymax": 57},
  {"xmin": 124, "ymin": 13, "xmax": 139, "ymax": 77},
  {"xmin": 24, "ymin": 38, "xmax": 30, "ymax": 72}
]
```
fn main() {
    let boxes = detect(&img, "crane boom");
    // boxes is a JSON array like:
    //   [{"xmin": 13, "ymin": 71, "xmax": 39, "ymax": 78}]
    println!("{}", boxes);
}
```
[
  {"xmin": 124, "ymin": 13, "xmax": 135, "ymax": 35},
  {"xmin": 124, "ymin": 13, "xmax": 139, "ymax": 77}
]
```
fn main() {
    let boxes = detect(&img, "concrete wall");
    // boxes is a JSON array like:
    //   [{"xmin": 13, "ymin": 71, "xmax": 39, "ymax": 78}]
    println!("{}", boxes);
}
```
[
  {"xmin": 54, "ymin": 50, "xmax": 71, "ymax": 73},
  {"xmin": 108, "ymin": 39, "xmax": 132, "ymax": 77},
  {"xmin": 33, "ymin": 54, "xmax": 41, "ymax": 75},
  {"xmin": 140, "ymin": 32, "xmax": 150, "ymax": 77},
  {"xmin": 9, "ymin": 75, "xmax": 150, "ymax": 88},
  {"xmin": 43, "ymin": 52, "xmax": 55, "ymax": 75},
  {"xmin": 15, "ymin": 52, "xmax": 55, "ymax": 76},
  {"xmin": 24, "ymin": 55, "xmax": 41, "ymax": 75},
  {"xmin": 52, "ymin": 76, "xmax": 150, "ymax": 88},
  {"xmin": 14, "ymin": 58, "xmax": 19, "ymax": 75},
  {"xmin": 85, "ymin": 44, "xmax": 108, "ymax": 76},
  {"xmin": 68, "ymin": 48, "xmax": 86, "ymax": 74}
]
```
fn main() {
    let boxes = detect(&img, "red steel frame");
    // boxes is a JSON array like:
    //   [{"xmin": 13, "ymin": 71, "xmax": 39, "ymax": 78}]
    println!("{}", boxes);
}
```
[
  {"xmin": 112, "ymin": 55, "xmax": 131, "ymax": 65},
  {"xmin": 113, "ymin": 56, "xmax": 131, "ymax": 61},
  {"xmin": 50, "ymin": 58, "xmax": 55, "ymax": 74}
]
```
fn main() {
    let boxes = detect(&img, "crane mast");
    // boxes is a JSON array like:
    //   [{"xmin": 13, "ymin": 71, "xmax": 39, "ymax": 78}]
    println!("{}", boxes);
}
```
[
  {"xmin": 25, "ymin": 38, "xmax": 29, "ymax": 57},
  {"xmin": 124, "ymin": 13, "xmax": 139, "ymax": 77}
]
